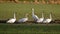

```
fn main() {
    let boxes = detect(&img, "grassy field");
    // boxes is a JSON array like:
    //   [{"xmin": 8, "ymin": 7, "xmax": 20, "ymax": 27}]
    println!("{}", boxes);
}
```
[
  {"xmin": 0, "ymin": 24, "xmax": 60, "ymax": 34},
  {"xmin": 0, "ymin": 2, "xmax": 60, "ymax": 20},
  {"xmin": 0, "ymin": 2, "xmax": 60, "ymax": 34}
]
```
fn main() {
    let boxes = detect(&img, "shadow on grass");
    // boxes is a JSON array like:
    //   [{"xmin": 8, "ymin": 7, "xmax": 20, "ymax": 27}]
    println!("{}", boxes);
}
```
[{"xmin": 0, "ymin": 19, "xmax": 60, "ymax": 24}]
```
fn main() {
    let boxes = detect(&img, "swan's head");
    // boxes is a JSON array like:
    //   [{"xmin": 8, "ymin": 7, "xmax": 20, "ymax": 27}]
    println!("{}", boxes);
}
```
[
  {"xmin": 32, "ymin": 8, "xmax": 34, "ymax": 10},
  {"xmin": 32, "ymin": 8, "xmax": 34, "ymax": 12}
]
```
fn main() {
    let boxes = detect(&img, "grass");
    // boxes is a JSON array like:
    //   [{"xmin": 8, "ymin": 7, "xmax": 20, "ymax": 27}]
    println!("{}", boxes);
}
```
[
  {"xmin": 0, "ymin": 2, "xmax": 60, "ymax": 20},
  {"xmin": 0, "ymin": 24, "xmax": 60, "ymax": 34},
  {"xmin": 0, "ymin": 2, "xmax": 60, "ymax": 34}
]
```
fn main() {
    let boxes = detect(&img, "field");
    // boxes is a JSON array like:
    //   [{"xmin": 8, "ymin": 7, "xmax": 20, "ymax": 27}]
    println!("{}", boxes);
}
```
[
  {"xmin": 0, "ymin": 2, "xmax": 60, "ymax": 34},
  {"xmin": 0, "ymin": 24, "xmax": 60, "ymax": 34},
  {"xmin": 0, "ymin": 2, "xmax": 60, "ymax": 20}
]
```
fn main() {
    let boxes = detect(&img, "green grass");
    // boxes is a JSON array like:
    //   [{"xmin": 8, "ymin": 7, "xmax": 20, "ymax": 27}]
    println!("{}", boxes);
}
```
[
  {"xmin": 0, "ymin": 2, "xmax": 60, "ymax": 20},
  {"xmin": 0, "ymin": 3, "xmax": 60, "ymax": 34},
  {"xmin": 0, "ymin": 24, "xmax": 60, "ymax": 34}
]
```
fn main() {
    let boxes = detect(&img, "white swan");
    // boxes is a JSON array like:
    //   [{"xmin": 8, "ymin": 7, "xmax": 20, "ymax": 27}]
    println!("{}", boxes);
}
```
[
  {"xmin": 7, "ymin": 13, "xmax": 16, "ymax": 23},
  {"xmin": 43, "ymin": 13, "xmax": 52, "ymax": 23},
  {"xmin": 37, "ymin": 12, "xmax": 44, "ymax": 23},
  {"xmin": 18, "ymin": 14, "xmax": 28, "ymax": 23},
  {"xmin": 32, "ymin": 8, "xmax": 39, "ymax": 21}
]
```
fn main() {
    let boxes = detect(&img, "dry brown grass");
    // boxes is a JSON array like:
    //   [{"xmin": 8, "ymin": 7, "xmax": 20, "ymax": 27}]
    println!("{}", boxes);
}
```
[
  {"xmin": 23, "ymin": 1, "xmax": 30, "ymax": 4},
  {"xmin": 34, "ymin": 0, "xmax": 39, "ymax": 4},
  {"xmin": 0, "ymin": 0, "xmax": 4, "ymax": 3},
  {"xmin": 57, "ymin": 0, "xmax": 60, "ymax": 4},
  {"xmin": 34, "ymin": 2, "xmax": 39, "ymax": 4},
  {"xmin": 14, "ymin": 0, "xmax": 19, "ymax": 3},
  {"xmin": 54, "ymin": 1, "xmax": 58, "ymax": 4},
  {"xmin": 0, "ymin": 0, "xmax": 60, "ymax": 4},
  {"xmin": 41, "ymin": 0, "xmax": 46, "ymax": 4},
  {"xmin": 49, "ymin": 0, "xmax": 55, "ymax": 4}
]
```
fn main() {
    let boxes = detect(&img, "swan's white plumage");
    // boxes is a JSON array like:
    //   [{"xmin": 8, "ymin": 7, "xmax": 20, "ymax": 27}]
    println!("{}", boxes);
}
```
[
  {"xmin": 7, "ymin": 18, "xmax": 16, "ymax": 23},
  {"xmin": 37, "ymin": 12, "xmax": 44, "ymax": 23},
  {"xmin": 43, "ymin": 13, "xmax": 52, "ymax": 23},
  {"xmin": 37, "ymin": 18, "xmax": 44, "ymax": 23},
  {"xmin": 18, "ymin": 18, "xmax": 28, "ymax": 22},
  {"xmin": 32, "ymin": 15, "xmax": 39, "ymax": 21},
  {"xmin": 7, "ymin": 13, "xmax": 16, "ymax": 23},
  {"xmin": 43, "ymin": 19, "xmax": 52, "ymax": 23},
  {"xmin": 32, "ymin": 8, "xmax": 39, "ymax": 21},
  {"xmin": 18, "ymin": 14, "xmax": 28, "ymax": 23}
]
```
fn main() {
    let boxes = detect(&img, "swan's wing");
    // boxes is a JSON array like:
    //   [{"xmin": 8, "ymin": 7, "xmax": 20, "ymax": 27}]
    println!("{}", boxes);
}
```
[
  {"xmin": 46, "ymin": 19, "xmax": 52, "ymax": 23},
  {"xmin": 43, "ymin": 19, "xmax": 52, "ymax": 23},
  {"xmin": 7, "ymin": 19, "xmax": 12, "ymax": 22},
  {"xmin": 18, "ymin": 18, "xmax": 28, "ymax": 22},
  {"xmin": 37, "ymin": 18, "xmax": 44, "ymax": 22},
  {"xmin": 7, "ymin": 18, "xmax": 16, "ymax": 23},
  {"xmin": 32, "ymin": 15, "xmax": 39, "ymax": 21}
]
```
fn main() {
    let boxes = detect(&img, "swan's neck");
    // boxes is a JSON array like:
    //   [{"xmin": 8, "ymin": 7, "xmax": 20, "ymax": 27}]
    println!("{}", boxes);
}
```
[
  {"xmin": 50, "ymin": 13, "xmax": 52, "ymax": 19},
  {"xmin": 42, "ymin": 13, "xmax": 44, "ymax": 18},
  {"xmin": 14, "ymin": 13, "xmax": 16, "ymax": 19},
  {"xmin": 32, "ymin": 8, "xmax": 34, "ymax": 15}
]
